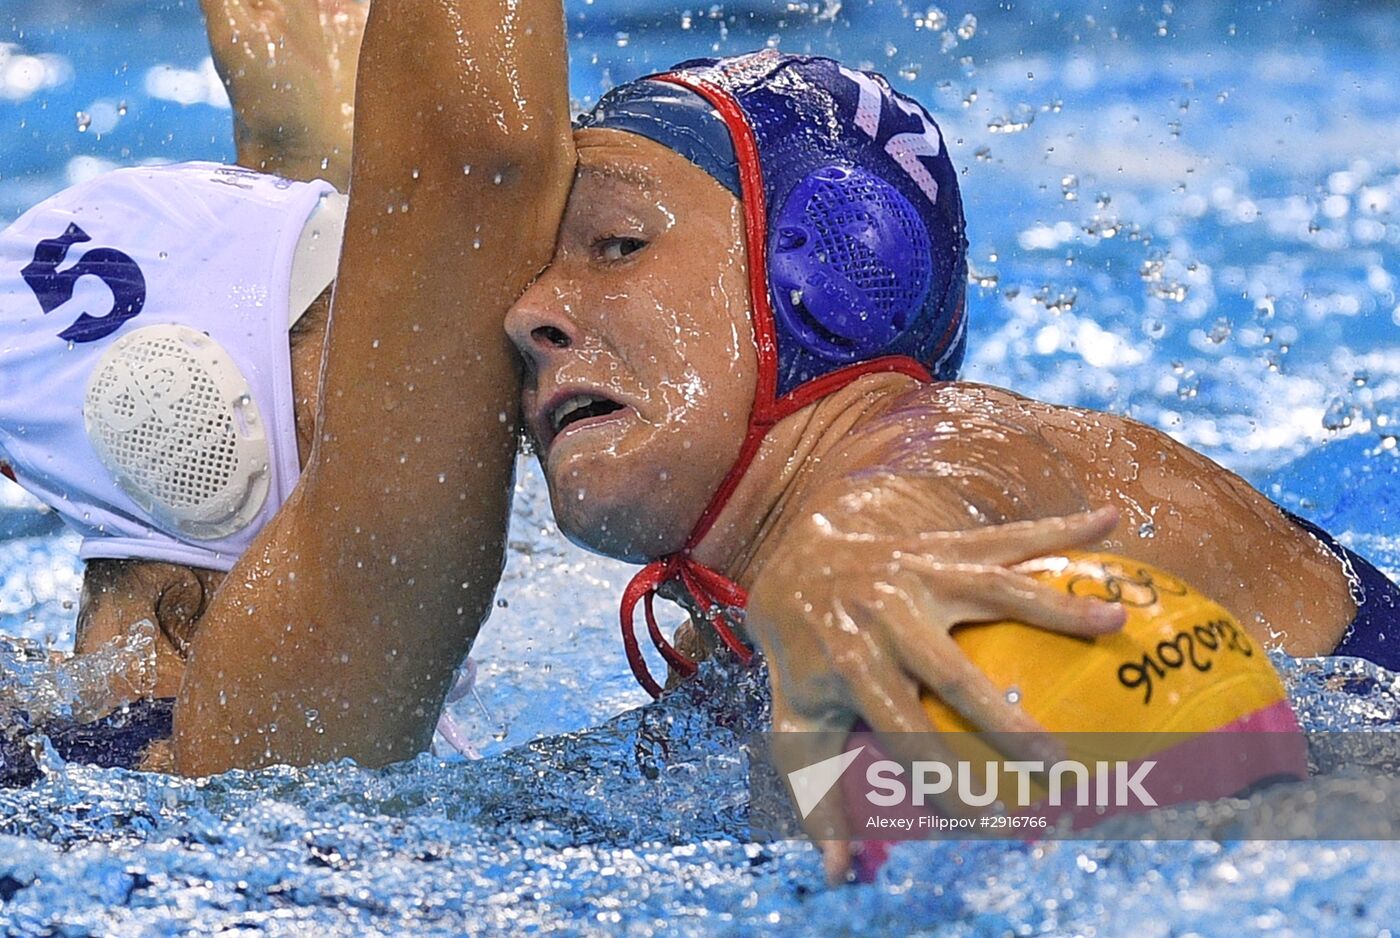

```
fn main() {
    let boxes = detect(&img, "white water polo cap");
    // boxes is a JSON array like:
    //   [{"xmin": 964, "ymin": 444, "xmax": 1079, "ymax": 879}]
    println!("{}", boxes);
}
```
[{"xmin": 0, "ymin": 162, "xmax": 344, "ymax": 571}]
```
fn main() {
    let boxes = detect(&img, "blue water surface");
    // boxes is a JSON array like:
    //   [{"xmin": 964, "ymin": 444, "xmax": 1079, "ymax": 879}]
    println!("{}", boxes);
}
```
[{"xmin": 1, "ymin": 0, "xmax": 1399, "ymax": 934}]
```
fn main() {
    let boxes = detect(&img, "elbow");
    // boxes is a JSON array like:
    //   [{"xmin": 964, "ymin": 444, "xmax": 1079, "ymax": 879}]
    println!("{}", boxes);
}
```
[
  {"xmin": 496, "ymin": 158, "xmax": 575, "ymax": 206},
  {"xmin": 456, "ymin": 120, "xmax": 575, "ymax": 197}
]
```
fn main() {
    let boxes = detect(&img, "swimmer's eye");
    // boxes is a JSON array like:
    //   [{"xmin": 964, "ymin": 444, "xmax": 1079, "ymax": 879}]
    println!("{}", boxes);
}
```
[{"xmin": 595, "ymin": 236, "xmax": 648, "ymax": 263}]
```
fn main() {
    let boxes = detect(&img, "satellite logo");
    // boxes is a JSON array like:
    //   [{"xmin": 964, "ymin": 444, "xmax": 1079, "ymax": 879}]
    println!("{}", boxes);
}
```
[{"xmin": 785, "ymin": 746, "xmax": 865, "ymax": 820}]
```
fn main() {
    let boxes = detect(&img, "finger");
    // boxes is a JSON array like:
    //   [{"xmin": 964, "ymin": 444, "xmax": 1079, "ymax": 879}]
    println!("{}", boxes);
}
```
[
  {"xmin": 924, "ymin": 506, "xmax": 1121, "ymax": 567},
  {"xmin": 821, "ymin": 840, "xmax": 853, "ymax": 887},
  {"xmin": 909, "ymin": 636, "xmax": 1064, "ymax": 766},
  {"xmin": 767, "ymin": 691, "xmax": 857, "ymax": 882},
  {"xmin": 862, "ymin": 589, "xmax": 1065, "ymax": 765},
  {"xmin": 849, "ymin": 686, "xmax": 989, "ymax": 821},
  {"xmin": 829, "ymin": 627, "xmax": 980, "ymax": 819},
  {"xmin": 902, "ymin": 558, "xmax": 1126, "ymax": 636}
]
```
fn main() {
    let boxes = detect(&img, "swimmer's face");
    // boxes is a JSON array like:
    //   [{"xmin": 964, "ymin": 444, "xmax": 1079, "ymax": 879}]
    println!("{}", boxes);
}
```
[{"xmin": 505, "ymin": 129, "xmax": 757, "ymax": 562}]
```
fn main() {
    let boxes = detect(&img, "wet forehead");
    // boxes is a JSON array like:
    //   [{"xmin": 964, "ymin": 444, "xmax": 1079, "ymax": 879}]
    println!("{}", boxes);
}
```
[
  {"xmin": 567, "ymin": 126, "xmax": 740, "ymax": 225},
  {"xmin": 573, "ymin": 128, "xmax": 677, "ymax": 192}
]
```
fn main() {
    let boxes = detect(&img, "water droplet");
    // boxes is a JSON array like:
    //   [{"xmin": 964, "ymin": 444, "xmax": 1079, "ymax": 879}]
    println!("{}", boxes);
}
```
[
  {"xmin": 75, "ymin": 111, "xmax": 91, "ymax": 132},
  {"xmin": 917, "ymin": 6, "xmax": 947, "ymax": 30},
  {"xmin": 956, "ymin": 13, "xmax": 978, "ymax": 39},
  {"xmin": 968, "ymin": 263, "xmax": 999, "ymax": 289},
  {"xmin": 987, "ymin": 103, "xmax": 1035, "ymax": 134},
  {"xmin": 1323, "ymin": 396, "xmax": 1356, "ymax": 431}
]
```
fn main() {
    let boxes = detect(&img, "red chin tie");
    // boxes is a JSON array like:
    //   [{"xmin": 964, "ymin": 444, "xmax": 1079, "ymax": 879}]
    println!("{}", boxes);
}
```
[{"xmin": 620, "ymin": 554, "xmax": 753, "ymax": 699}]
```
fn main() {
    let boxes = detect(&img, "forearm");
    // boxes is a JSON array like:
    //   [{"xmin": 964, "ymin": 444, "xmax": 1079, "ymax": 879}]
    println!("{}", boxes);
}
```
[
  {"xmin": 202, "ymin": 0, "xmax": 366, "ymax": 188},
  {"xmin": 174, "ymin": 0, "xmax": 574, "ymax": 775},
  {"xmin": 233, "ymin": 120, "xmax": 353, "ymax": 189}
]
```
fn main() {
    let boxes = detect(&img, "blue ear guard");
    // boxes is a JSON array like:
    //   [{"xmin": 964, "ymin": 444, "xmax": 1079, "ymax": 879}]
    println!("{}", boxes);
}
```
[{"xmin": 769, "ymin": 164, "xmax": 934, "ymax": 362}]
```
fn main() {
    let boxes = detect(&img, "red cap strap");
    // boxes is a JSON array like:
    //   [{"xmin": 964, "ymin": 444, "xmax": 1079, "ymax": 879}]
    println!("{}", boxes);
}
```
[{"xmin": 620, "ymin": 554, "xmax": 754, "ymax": 699}]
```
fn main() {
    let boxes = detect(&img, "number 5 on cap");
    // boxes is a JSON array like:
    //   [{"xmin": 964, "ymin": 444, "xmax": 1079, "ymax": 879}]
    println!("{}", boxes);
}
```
[{"xmin": 21, "ymin": 223, "xmax": 147, "ymax": 344}]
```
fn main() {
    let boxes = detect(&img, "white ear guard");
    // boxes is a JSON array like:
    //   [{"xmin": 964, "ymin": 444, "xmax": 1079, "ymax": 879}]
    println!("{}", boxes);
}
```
[
  {"xmin": 287, "ymin": 190, "xmax": 347, "ymax": 326},
  {"xmin": 80, "ymin": 186, "xmax": 346, "ymax": 542},
  {"xmin": 83, "ymin": 324, "xmax": 272, "ymax": 540}
]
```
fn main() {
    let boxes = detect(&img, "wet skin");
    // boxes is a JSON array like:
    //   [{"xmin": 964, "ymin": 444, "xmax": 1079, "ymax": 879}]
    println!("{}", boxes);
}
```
[
  {"xmin": 77, "ymin": 121, "xmax": 1357, "ymax": 765},
  {"xmin": 505, "ymin": 128, "xmax": 1357, "ymax": 658},
  {"xmin": 503, "ymin": 125, "xmax": 1358, "ymax": 881},
  {"xmin": 72, "ymin": 0, "xmax": 360, "ymax": 706},
  {"xmin": 507, "ymin": 127, "xmax": 757, "ymax": 563}
]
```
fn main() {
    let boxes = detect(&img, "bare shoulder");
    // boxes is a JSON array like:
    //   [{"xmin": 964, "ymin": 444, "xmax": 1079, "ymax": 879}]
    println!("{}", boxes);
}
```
[
  {"xmin": 872, "ymin": 380, "xmax": 1233, "ymax": 484},
  {"xmin": 799, "ymin": 380, "xmax": 1092, "ymax": 532},
  {"xmin": 850, "ymin": 380, "xmax": 1356, "ymax": 651},
  {"xmin": 884, "ymin": 380, "xmax": 1183, "ymax": 444}
]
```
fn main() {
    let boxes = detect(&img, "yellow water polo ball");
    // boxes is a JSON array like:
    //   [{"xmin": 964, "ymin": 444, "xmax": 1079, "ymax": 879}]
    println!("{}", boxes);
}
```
[
  {"xmin": 921, "ymin": 551, "xmax": 1293, "ymax": 738},
  {"xmin": 914, "ymin": 550, "xmax": 1306, "ymax": 821}
]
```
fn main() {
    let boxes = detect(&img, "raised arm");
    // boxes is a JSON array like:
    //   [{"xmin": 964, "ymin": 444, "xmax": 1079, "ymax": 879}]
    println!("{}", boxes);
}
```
[
  {"xmin": 201, "ymin": 0, "xmax": 368, "ymax": 187},
  {"xmin": 173, "ymin": 0, "xmax": 575, "ymax": 774}
]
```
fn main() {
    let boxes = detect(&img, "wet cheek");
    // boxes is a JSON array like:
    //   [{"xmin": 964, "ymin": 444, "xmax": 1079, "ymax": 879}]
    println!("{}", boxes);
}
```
[{"xmin": 655, "ymin": 312, "xmax": 729, "ymax": 421}]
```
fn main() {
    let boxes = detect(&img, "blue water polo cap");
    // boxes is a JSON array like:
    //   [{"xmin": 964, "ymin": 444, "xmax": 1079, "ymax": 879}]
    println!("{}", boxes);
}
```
[
  {"xmin": 576, "ymin": 79, "xmax": 741, "ymax": 198},
  {"xmin": 579, "ymin": 50, "xmax": 968, "ymax": 403},
  {"xmin": 769, "ymin": 163, "xmax": 935, "ymax": 362}
]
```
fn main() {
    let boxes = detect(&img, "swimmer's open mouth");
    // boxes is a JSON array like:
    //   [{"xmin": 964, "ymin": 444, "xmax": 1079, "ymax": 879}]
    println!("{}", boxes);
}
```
[{"xmin": 550, "ymin": 394, "xmax": 626, "ymax": 436}]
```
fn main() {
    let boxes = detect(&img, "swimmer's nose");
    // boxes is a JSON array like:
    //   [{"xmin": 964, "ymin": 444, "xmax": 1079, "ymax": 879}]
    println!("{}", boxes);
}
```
[{"xmin": 505, "ymin": 291, "xmax": 579, "ymax": 368}]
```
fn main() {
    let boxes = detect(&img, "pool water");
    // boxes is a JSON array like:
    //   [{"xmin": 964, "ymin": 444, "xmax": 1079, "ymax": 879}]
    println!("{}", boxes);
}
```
[{"xmin": 2, "ymin": 0, "xmax": 1399, "ymax": 933}]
